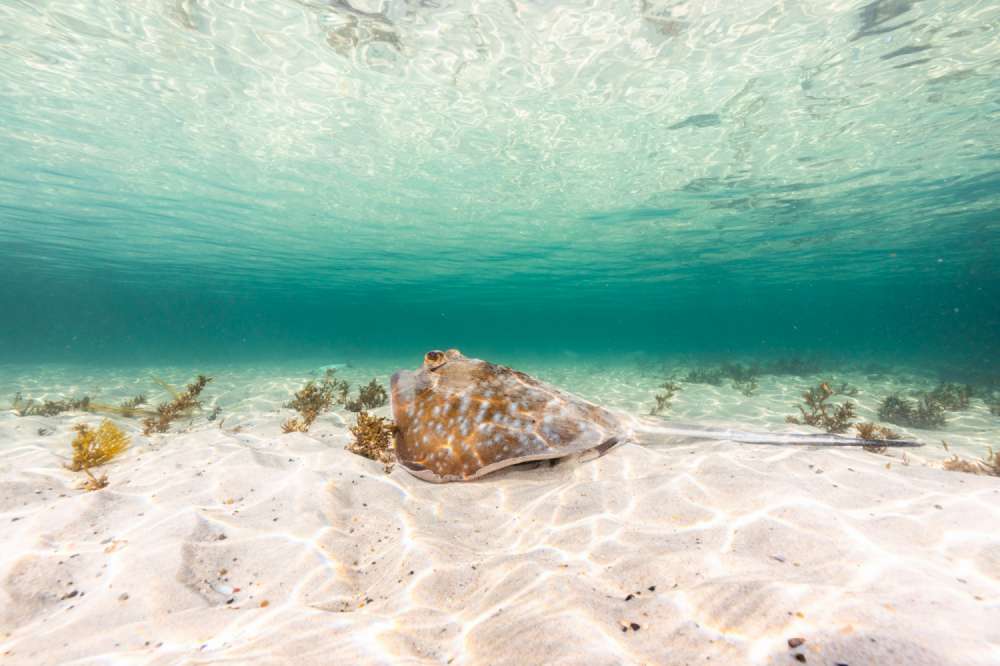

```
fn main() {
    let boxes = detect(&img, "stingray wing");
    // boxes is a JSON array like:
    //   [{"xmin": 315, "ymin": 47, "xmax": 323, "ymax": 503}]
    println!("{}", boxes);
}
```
[{"xmin": 390, "ymin": 357, "xmax": 624, "ymax": 482}]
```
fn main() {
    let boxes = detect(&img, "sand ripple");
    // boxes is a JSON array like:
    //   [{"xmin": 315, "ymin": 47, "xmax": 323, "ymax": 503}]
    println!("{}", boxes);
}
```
[{"xmin": 1, "ymin": 409, "xmax": 998, "ymax": 664}]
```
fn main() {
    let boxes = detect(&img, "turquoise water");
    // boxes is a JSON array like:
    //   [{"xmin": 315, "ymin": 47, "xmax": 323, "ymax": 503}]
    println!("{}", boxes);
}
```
[
  {"xmin": 0, "ymin": 0, "xmax": 997, "ymax": 372},
  {"xmin": 2, "ymin": 8, "xmax": 1000, "ymax": 660}
]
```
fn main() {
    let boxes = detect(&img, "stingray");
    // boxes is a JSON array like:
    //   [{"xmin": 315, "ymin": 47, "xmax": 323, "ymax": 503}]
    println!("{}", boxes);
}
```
[{"xmin": 389, "ymin": 350, "xmax": 920, "ymax": 483}]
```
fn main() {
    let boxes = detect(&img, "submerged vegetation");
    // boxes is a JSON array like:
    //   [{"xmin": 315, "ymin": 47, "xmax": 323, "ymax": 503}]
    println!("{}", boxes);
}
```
[
  {"xmin": 282, "ymin": 369, "xmax": 348, "ymax": 433},
  {"xmin": 674, "ymin": 357, "xmax": 823, "ymax": 398},
  {"xmin": 942, "ymin": 446, "xmax": 1000, "ymax": 477},
  {"xmin": 681, "ymin": 367, "xmax": 726, "ymax": 386},
  {"xmin": 854, "ymin": 422, "xmax": 902, "ymax": 441},
  {"xmin": 345, "ymin": 379, "xmax": 389, "ymax": 412},
  {"xmin": 722, "ymin": 363, "xmax": 758, "ymax": 389},
  {"xmin": 876, "ymin": 382, "xmax": 975, "ymax": 430},
  {"xmin": 853, "ymin": 422, "xmax": 903, "ymax": 454},
  {"xmin": 831, "ymin": 382, "xmax": 859, "ymax": 397},
  {"xmin": 118, "ymin": 394, "xmax": 147, "ymax": 418},
  {"xmin": 68, "ymin": 420, "xmax": 130, "ymax": 491},
  {"xmin": 786, "ymin": 382, "xmax": 856, "ymax": 434},
  {"xmin": 680, "ymin": 362, "xmax": 758, "ymax": 389},
  {"xmin": 11, "ymin": 376, "xmax": 210, "ymax": 429},
  {"xmin": 283, "ymin": 370, "xmax": 389, "ymax": 431},
  {"xmin": 680, "ymin": 358, "xmax": 821, "ymax": 387},
  {"xmin": 650, "ymin": 381, "xmax": 681, "ymax": 416},
  {"xmin": 927, "ymin": 382, "xmax": 972, "ymax": 411},
  {"xmin": 13, "ymin": 393, "xmax": 91, "ymax": 417},
  {"xmin": 277, "ymin": 368, "xmax": 393, "ymax": 432},
  {"xmin": 347, "ymin": 411, "xmax": 396, "ymax": 472},
  {"xmin": 877, "ymin": 393, "xmax": 947, "ymax": 429},
  {"xmin": 12, "ymin": 388, "xmax": 190, "ymax": 422},
  {"xmin": 142, "ymin": 375, "xmax": 213, "ymax": 435},
  {"xmin": 732, "ymin": 375, "xmax": 758, "ymax": 398}
]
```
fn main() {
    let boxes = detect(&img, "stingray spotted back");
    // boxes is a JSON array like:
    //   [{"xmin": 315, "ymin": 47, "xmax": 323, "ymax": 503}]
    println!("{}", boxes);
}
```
[{"xmin": 390, "ymin": 350, "xmax": 626, "ymax": 482}]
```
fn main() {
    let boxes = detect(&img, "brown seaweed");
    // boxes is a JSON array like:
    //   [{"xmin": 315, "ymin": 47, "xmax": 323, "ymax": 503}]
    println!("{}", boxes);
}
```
[
  {"xmin": 720, "ymin": 362, "xmax": 759, "ymax": 385},
  {"xmin": 927, "ymin": 383, "xmax": 972, "ymax": 411},
  {"xmin": 833, "ymin": 382, "xmax": 859, "ymax": 397},
  {"xmin": 142, "ymin": 375, "xmax": 212, "ymax": 435},
  {"xmin": 68, "ymin": 420, "xmax": 130, "ymax": 491},
  {"xmin": 650, "ymin": 381, "xmax": 681, "ymax": 416},
  {"xmin": 876, "ymin": 382, "xmax": 973, "ymax": 430},
  {"xmin": 786, "ymin": 382, "xmax": 856, "ymax": 434},
  {"xmin": 732, "ymin": 376, "xmax": 758, "ymax": 397},
  {"xmin": 680, "ymin": 358, "xmax": 820, "ymax": 387},
  {"xmin": 682, "ymin": 368, "xmax": 725, "ymax": 386},
  {"xmin": 118, "ymin": 394, "xmax": 147, "ymax": 418},
  {"xmin": 347, "ymin": 411, "xmax": 396, "ymax": 472},
  {"xmin": 345, "ymin": 379, "xmax": 389, "ymax": 413},
  {"xmin": 877, "ymin": 393, "xmax": 946, "ymax": 429},
  {"xmin": 13, "ymin": 390, "xmax": 158, "ymax": 420},
  {"xmin": 282, "ymin": 369, "xmax": 348, "ymax": 433},
  {"xmin": 12, "ymin": 393, "xmax": 92, "ymax": 417},
  {"xmin": 942, "ymin": 447, "xmax": 999, "ymax": 477},
  {"xmin": 854, "ymin": 422, "xmax": 902, "ymax": 454}
]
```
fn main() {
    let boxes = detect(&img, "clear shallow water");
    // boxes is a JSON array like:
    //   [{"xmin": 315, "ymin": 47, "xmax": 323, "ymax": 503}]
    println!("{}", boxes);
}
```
[
  {"xmin": 0, "ymin": 1, "xmax": 997, "ymax": 373},
  {"xmin": 2, "ymin": 7, "xmax": 1000, "ymax": 658}
]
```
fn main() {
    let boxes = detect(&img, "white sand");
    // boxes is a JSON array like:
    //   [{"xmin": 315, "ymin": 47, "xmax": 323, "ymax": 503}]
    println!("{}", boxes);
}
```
[{"xmin": 1, "ymin": 361, "xmax": 998, "ymax": 664}]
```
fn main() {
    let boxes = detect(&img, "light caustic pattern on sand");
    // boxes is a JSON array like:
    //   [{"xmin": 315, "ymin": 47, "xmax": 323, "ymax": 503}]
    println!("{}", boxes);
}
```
[{"xmin": 1, "ymin": 407, "xmax": 999, "ymax": 665}]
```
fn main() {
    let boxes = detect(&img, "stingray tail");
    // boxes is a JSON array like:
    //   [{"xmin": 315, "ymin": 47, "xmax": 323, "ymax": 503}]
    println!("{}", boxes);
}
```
[{"xmin": 633, "ymin": 420, "xmax": 922, "ymax": 448}]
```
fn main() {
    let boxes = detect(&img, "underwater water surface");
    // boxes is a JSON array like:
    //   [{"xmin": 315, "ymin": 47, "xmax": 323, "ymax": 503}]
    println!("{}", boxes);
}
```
[{"xmin": 0, "ymin": 0, "xmax": 997, "ymax": 371}]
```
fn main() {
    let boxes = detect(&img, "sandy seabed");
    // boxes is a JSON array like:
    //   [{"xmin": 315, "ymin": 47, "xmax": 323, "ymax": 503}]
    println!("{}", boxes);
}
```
[{"xmin": 0, "ymin": 361, "xmax": 998, "ymax": 665}]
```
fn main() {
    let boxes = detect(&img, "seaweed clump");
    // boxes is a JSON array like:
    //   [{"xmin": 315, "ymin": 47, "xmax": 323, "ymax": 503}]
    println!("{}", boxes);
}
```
[
  {"xmin": 833, "ymin": 382, "xmax": 859, "ymax": 397},
  {"xmin": 347, "ymin": 411, "xmax": 396, "ymax": 472},
  {"xmin": 681, "ymin": 366, "xmax": 754, "ymax": 392},
  {"xmin": 927, "ymin": 383, "xmax": 972, "ymax": 411},
  {"xmin": 875, "ymin": 383, "xmax": 972, "ymax": 430},
  {"xmin": 650, "ymin": 381, "xmax": 681, "ymax": 416},
  {"xmin": 68, "ymin": 420, "xmax": 130, "ymax": 491},
  {"xmin": 718, "ymin": 362, "xmax": 760, "ymax": 397},
  {"xmin": 942, "ymin": 447, "xmax": 1000, "ymax": 477},
  {"xmin": 732, "ymin": 376, "xmax": 758, "ymax": 397},
  {"xmin": 682, "ymin": 368, "xmax": 726, "ymax": 386},
  {"xmin": 677, "ymin": 362, "xmax": 762, "ymax": 396},
  {"xmin": 680, "ymin": 358, "xmax": 819, "ymax": 387},
  {"xmin": 854, "ymin": 422, "xmax": 902, "ymax": 454},
  {"xmin": 786, "ymin": 382, "xmax": 856, "ymax": 434},
  {"xmin": 142, "ymin": 375, "xmax": 212, "ymax": 435},
  {"xmin": 12, "ymin": 391, "xmax": 158, "ymax": 420},
  {"xmin": 118, "ymin": 395, "xmax": 147, "ymax": 418},
  {"xmin": 13, "ymin": 393, "xmax": 92, "ymax": 417},
  {"xmin": 345, "ymin": 379, "xmax": 389, "ymax": 413},
  {"xmin": 989, "ymin": 396, "xmax": 1000, "ymax": 417},
  {"xmin": 877, "ymin": 393, "xmax": 946, "ymax": 429},
  {"xmin": 282, "ymin": 369, "xmax": 349, "ymax": 433}
]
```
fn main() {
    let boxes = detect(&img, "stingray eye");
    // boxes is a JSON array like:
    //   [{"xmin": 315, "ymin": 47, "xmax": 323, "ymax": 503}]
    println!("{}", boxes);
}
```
[
  {"xmin": 445, "ymin": 349, "xmax": 462, "ymax": 359},
  {"xmin": 424, "ymin": 350, "xmax": 445, "ymax": 367}
]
